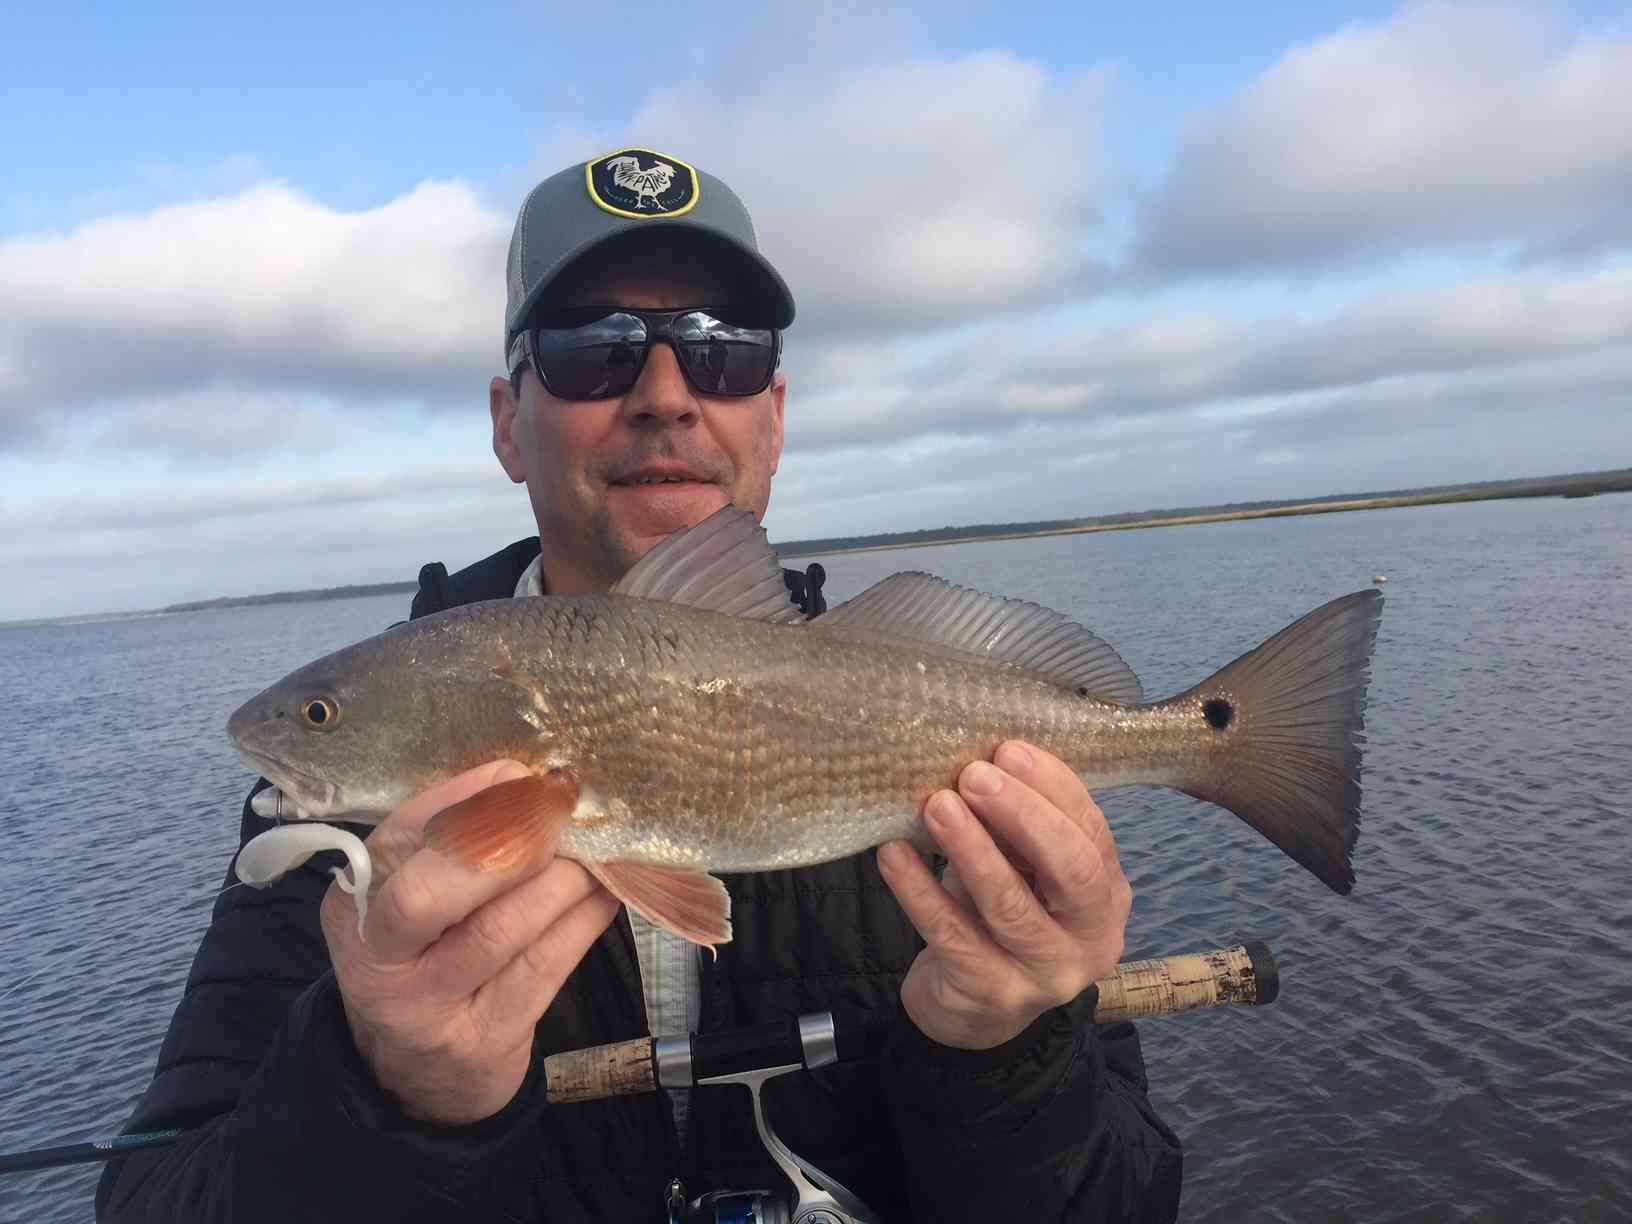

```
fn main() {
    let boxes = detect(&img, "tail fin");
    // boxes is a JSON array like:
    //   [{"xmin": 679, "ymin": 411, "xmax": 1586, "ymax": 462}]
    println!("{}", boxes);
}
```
[{"xmin": 1173, "ymin": 590, "xmax": 1383, "ymax": 894}]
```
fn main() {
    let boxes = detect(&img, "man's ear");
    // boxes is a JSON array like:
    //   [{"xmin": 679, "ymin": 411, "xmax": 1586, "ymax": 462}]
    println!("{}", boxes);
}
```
[
  {"xmin": 768, "ymin": 372, "xmax": 786, "ymax": 476},
  {"xmin": 491, "ymin": 375, "xmax": 528, "ymax": 484}
]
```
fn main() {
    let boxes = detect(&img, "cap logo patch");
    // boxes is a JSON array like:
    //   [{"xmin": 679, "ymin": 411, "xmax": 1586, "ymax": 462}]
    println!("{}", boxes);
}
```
[{"xmin": 586, "ymin": 148, "xmax": 700, "ymax": 219}]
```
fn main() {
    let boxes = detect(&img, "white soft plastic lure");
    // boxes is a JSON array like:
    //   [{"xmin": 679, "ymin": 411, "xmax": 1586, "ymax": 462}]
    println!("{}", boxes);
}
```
[{"xmin": 235, "ymin": 824, "xmax": 373, "ymax": 939}]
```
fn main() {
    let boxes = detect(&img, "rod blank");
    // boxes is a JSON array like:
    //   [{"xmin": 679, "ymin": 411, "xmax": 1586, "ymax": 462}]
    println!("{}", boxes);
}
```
[{"xmin": 0, "ymin": 1129, "xmax": 187, "ymax": 1175}]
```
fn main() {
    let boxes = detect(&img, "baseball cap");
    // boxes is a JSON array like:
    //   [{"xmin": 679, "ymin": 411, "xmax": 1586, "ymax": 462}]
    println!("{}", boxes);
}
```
[{"xmin": 504, "ymin": 148, "xmax": 796, "ymax": 362}]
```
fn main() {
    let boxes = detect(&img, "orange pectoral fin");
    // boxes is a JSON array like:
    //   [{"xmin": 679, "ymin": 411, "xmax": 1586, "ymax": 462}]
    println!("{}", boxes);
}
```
[
  {"xmin": 424, "ymin": 769, "xmax": 579, "ymax": 872},
  {"xmin": 586, "ymin": 860, "xmax": 733, "ymax": 952}
]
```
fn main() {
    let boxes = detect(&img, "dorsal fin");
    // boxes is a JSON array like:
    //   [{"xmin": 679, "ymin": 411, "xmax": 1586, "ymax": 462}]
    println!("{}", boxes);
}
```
[
  {"xmin": 815, "ymin": 572, "xmax": 1144, "ymax": 703},
  {"xmin": 611, "ymin": 505, "xmax": 803, "ymax": 623}
]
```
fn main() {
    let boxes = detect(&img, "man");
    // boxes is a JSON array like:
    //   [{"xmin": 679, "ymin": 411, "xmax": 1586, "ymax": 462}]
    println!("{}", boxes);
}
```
[{"xmin": 98, "ymin": 150, "xmax": 1182, "ymax": 1222}]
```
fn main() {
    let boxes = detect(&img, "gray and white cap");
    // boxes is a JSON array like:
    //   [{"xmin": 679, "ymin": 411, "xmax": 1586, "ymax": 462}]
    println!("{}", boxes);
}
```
[{"xmin": 504, "ymin": 148, "xmax": 796, "ymax": 363}]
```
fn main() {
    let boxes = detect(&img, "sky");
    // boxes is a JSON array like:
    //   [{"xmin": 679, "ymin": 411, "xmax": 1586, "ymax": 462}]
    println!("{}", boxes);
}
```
[{"xmin": 2, "ymin": 0, "xmax": 1629, "ymax": 620}]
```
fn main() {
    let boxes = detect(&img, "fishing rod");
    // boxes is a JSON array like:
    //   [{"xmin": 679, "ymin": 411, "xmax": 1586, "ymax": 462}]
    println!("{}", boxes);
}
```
[
  {"xmin": 0, "ymin": 1130, "xmax": 190, "ymax": 1176},
  {"xmin": 547, "ymin": 941, "xmax": 1278, "ymax": 1104},
  {"xmin": 0, "ymin": 942, "xmax": 1277, "ymax": 1190}
]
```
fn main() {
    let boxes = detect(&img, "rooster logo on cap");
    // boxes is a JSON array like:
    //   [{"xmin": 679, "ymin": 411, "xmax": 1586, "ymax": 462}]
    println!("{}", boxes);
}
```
[{"xmin": 604, "ymin": 155, "xmax": 677, "ymax": 211}]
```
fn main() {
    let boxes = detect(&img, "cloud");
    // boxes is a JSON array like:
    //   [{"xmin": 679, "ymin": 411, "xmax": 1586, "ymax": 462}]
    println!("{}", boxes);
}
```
[
  {"xmin": 2, "ymin": 47, "xmax": 1118, "ymax": 461},
  {"xmin": 82, "ymin": 391, "xmax": 345, "ymax": 457},
  {"xmin": 0, "ymin": 180, "xmax": 508, "ymax": 453},
  {"xmin": 778, "ymin": 265, "xmax": 1632, "ymax": 451},
  {"xmin": 5, "ymin": 281, "xmax": 1627, "ymax": 623},
  {"xmin": 20, "ymin": 256, "xmax": 1605, "ymax": 586},
  {"xmin": 7, "ymin": 12, "xmax": 1632, "ymax": 621},
  {"xmin": 1134, "ymin": 2, "xmax": 1632, "ymax": 278},
  {"xmin": 766, "ymin": 359, "xmax": 1625, "ymax": 549},
  {"xmin": 619, "ymin": 51, "xmax": 1116, "ymax": 336},
  {"xmin": 0, "ymin": 483, "xmax": 537, "ymax": 622},
  {"xmin": 0, "ymin": 457, "xmax": 537, "ymax": 620},
  {"xmin": 0, "ymin": 460, "xmax": 500, "ymax": 536}
]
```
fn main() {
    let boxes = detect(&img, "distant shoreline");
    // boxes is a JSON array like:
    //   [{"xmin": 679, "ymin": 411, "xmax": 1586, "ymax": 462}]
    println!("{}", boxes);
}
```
[
  {"xmin": 159, "ymin": 580, "xmax": 420, "ymax": 615},
  {"xmin": 772, "ymin": 468, "xmax": 1632, "ymax": 559},
  {"xmin": 5, "ymin": 467, "xmax": 1627, "ymax": 628}
]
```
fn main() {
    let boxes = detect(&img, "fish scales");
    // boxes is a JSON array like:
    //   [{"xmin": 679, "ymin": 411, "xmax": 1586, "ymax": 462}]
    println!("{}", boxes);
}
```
[
  {"xmin": 472, "ymin": 596, "xmax": 1147, "ymax": 871},
  {"xmin": 230, "ymin": 507, "xmax": 1381, "ymax": 943}
]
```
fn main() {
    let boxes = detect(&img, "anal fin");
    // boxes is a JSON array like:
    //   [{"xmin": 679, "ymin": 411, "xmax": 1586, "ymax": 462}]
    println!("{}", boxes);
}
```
[
  {"xmin": 587, "ymin": 860, "xmax": 733, "ymax": 952},
  {"xmin": 424, "ymin": 770, "xmax": 578, "ymax": 872}
]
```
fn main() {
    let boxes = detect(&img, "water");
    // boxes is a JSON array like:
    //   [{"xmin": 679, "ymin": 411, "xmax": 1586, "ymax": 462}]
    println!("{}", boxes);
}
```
[{"xmin": 2, "ymin": 495, "xmax": 1628, "ymax": 1222}]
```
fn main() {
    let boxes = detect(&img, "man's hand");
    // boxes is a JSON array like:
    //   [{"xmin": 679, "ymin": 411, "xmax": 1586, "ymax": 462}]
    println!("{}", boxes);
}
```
[
  {"xmin": 319, "ymin": 761, "xmax": 620, "ymax": 1125},
  {"xmin": 876, "ymin": 740, "xmax": 1132, "ymax": 1050}
]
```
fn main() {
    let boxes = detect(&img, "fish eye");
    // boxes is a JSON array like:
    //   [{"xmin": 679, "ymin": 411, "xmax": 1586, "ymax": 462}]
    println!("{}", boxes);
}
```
[{"xmin": 300, "ymin": 696, "xmax": 340, "ymax": 730}]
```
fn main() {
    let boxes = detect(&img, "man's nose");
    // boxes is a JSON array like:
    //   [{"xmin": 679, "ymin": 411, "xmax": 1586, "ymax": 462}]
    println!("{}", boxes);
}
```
[{"xmin": 620, "ymin": 341, "xmax": 698, "ymax": 427}]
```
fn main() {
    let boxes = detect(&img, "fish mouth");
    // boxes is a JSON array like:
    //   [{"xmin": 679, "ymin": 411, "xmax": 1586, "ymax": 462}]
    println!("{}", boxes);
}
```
[{"xmin": 234, "ymin": 747, "xmax": 339, "ymax": 816}]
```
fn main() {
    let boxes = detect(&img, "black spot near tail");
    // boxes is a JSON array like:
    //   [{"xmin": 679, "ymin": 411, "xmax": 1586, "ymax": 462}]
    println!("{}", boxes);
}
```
[{"xmin": 1173, "ymin": 588, "xmax": 1384, "ymax": 895}]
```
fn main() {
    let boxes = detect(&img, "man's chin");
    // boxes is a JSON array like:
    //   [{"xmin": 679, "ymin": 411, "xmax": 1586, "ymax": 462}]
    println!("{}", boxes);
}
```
[{"xmin": 607, "ymin": 481, "xmax": 733, "ymax": 539}]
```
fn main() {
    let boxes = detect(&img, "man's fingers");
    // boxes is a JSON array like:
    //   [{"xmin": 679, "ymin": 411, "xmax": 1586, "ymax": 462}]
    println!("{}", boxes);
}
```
[
  {"xmin": 878, "ymin": 832, "xmax": 1006, "ymax": 967},
  {"xmin": 423, "ymin": 857, "xmax": 605, "ymax": 995},
  {"xmin": 474, "ymin": 887, "xmax": 622, "ymax": 1033},
  {"xmin": 926, "ymin": 785, "xmax": 1064, "ymax": 961},
  {"xmin": 347, "ymin": 759, "xmax": 536, "ymax": 888},
  {"xmin": 958, "ymin": 757, "xmax": 1125, "ymax": 940},
  {"xmin": 363, "ymin": 772, "xmax": 563, "ymax": 965},
  {"xmin": 992, "ymin": 740, "xmax": 1118, "ymax": 864}
]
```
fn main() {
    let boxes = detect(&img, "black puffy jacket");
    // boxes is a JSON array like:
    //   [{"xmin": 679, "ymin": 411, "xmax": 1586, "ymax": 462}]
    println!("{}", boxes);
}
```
[{"xmin": 97, "ymin": 539, "xmax": 1183, "ymax": 1223}]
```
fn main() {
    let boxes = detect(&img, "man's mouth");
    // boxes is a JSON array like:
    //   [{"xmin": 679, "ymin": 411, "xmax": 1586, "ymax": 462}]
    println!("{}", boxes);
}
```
[{"xmin": 611, "ymin": 466, "xmax": 714, "ymax": 487}]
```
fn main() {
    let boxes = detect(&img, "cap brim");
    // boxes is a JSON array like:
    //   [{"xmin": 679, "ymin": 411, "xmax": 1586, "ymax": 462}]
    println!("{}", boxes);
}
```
[{"xmin": 508, "ymin": 221, "xmax": 795, "ymax": 347}]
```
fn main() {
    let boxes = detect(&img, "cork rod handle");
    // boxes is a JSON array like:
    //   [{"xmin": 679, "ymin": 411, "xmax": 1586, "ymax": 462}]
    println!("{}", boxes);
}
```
[
  {"xmin": 542, "ymin": 942, "xmax": 1278, "ymax": 1104},
  {"xmin": 544, "ymin": 1035, "xmax": 659, "ymax": 1104},
  {"xmin": 1090, "ymin": 941, "xmax": 1278, "ymax": 1025}
]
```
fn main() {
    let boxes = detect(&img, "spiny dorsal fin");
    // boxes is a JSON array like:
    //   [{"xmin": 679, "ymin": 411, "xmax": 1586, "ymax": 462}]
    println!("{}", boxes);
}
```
[
  {"xmin": 611, "ymin": 506, "xmax": 803, "ymax": 624},
  {"xmin": 816, "ymin": 572, "xmax": 1144, "ymax": 703}
]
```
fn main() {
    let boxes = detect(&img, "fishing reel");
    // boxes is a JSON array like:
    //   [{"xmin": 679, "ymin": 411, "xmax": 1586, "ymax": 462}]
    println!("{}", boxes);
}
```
[
  {"xmin": 664, "ymin": 1185, "xmax": 796, "ymax": 1224},
  {"xmin": 660, "ymin": 1013, "xmax": 880, "ymax": 1224}
]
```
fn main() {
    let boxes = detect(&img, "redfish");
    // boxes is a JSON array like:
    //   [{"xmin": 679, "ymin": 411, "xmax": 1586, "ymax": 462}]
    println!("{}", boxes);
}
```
[{"xmin": 229, "ymin": 507, "xmax": 1382, "ymax": 947}]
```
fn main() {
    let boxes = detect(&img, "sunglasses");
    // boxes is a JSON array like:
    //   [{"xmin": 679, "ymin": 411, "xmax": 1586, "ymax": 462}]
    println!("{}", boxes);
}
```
[{"xmin": 509, "ymin": 307, "xmax": 782, "ymax": 401}]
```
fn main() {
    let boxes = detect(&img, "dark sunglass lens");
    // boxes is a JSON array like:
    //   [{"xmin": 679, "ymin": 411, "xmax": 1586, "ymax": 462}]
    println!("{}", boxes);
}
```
[
  {"xmin": 673, "ymin": 313, "xmax": 776, "ymax": 395},
  {"xmin": 533, "ymin": 313, "xmax": 648, "ymax": 399}
]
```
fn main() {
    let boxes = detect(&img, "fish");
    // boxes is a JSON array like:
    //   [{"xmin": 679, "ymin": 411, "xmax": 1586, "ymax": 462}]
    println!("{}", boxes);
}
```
[{"xmin": 228, "ymin": 506, "xmax": 1383, "ymax": 949}]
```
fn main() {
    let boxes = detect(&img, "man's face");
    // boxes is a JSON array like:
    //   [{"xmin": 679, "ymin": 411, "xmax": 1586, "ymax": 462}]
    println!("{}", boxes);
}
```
[{"xmin": 490, "ymin": 244, "xmax": 786, "ymax": 594}]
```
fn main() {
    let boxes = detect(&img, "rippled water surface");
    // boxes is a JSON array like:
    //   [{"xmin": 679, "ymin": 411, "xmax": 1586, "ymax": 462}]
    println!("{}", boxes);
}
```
[{"xmin": 2, "ymin": 495, "xmax": 1628, "ymax": 1221}]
